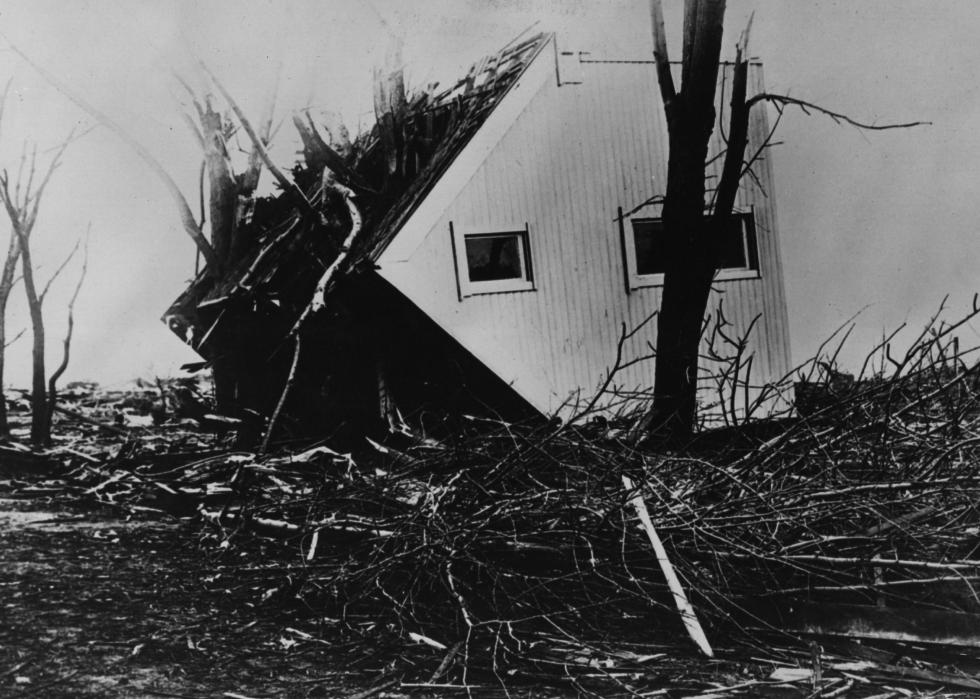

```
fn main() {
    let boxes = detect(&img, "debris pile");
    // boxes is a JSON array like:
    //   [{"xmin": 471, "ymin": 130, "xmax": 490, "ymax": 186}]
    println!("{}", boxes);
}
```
[{"xmin": 5, "ymin": 308, "xmax": 980, "ymax": 695}]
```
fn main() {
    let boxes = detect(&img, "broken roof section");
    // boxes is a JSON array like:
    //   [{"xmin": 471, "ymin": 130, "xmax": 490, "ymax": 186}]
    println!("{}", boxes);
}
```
[
  {"xmin": 164, "ymin": 32, "xmax": 551, "ymax": 359},
  {"xmin": 354, "ymin": 32, "xmax": 551, "ymax": 264}
]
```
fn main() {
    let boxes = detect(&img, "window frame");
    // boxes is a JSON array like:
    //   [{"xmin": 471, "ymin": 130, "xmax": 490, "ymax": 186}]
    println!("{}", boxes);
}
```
[
  {"xmin": 451, "ymin": 222, "xmax": 536, "ymax": 298},
  {"xmin": 622, "ymin": 209, "xmax": 761, "ymax": 290}
]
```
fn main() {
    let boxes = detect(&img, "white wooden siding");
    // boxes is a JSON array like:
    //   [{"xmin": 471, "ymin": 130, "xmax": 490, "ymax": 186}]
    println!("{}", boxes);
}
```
[{"xmin": 379, "ymin": 48, "xmax": 792, "ymax": 419}]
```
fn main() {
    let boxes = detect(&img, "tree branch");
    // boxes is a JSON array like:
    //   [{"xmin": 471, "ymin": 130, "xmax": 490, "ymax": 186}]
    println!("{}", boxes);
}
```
[
  {"xmin": 201, "ymin": 64, "xmax": 324, "ymax": 226},
  {"xmin": 260, "ymin": 334, "xmax": 301, "ymax": 454},
  {"xmin": 239, "ymin": 71, "xmax": 278, "ymax": 196},
  {"xmin": 4, "ymin": 328, "xmax": 24, "ymax": 348},
  {"xmin": 649, "ymin": 0, "xmax": 676, "ymax": 106},
  {"xmin": 46, "ymin": 226, "xmax": 89, "ymax": 435},
  {"xmin": 711, "ymin": 18, "xmax": 752, "ymax": 218},
  {"xmin": 290, "ymin": 176, "xmax": 362, "ymax": 335},
  {"xmin": 746, "ymin": 93, "xmax": 931, "ymax": 131},
  {"xmin": 39, "ymin": 236, "xmax": 81, "ymax": 303}
]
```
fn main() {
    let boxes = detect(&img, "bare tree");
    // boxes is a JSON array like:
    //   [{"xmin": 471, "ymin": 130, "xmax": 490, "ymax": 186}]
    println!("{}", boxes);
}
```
[
  {"xmin": 46, "ymin": 228, "xmax": 89, "ymax": 435},
  {"xmin": 11, "ymin": 40, "xmax": 281, "ymax": 417},
  {"xmin": 0, "ymin": 133, "xmax": 78, "ymax": 445},
  {"xmin": 640, "ymin": 0, "xmax": 925, "ymax": 440}
]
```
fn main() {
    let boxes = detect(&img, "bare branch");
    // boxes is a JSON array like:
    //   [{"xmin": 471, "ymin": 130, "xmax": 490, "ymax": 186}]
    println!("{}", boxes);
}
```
[
  {"xmin": 710, "ymin": 39, "xmax": 749, "ymax": 219},
  {"xmin": 649, "ymin": 0, "xmax": 676, "ymax": 105},
  {"xmin": 197, "ymin": 159, "xmax": 206, "ymax": 229},
  {"xmin": 172, "ymin": 71, "xmax": 206, "ymax": 125},
  {"xmin": 290, "ymin": 176, "xmax": 362, "ymax": 335},
  {"xmin": 0, "ymin": 78, "xmax": 12, "ymax": 145},
  {"xmin": 260, "ymin": 334, "xmax": 301, "ymax": 454},
  {"xmin": 39, "ymin": 236, "xmax": 81, "ymax": 304},
  {"xmin": 23, "ymin": 144, "xmax": 37, "ymax": 209},
  {"xmin": 4, "ymin": 328, "xmax": 24, "ymax": 348},
  {"xmin": 46, "ymin": 226, "xmax": 89, "ymax": 433},
  {"xmin": 240, "ymin": 69, "xmax": 279, "ymax": 196},
  {"xmin": 26, "ymin": 128, "xmax": 76, "ymax": 233},
  {"xmin": 746, "ymin": 93, "xmax": 931, "ymax": 131},
  {"xmin": 181, "ymin": 110, "xmax": 205, "ymax": 150},
  {"xmin": 201, "ymin": 63, "xmax": 323, "ymax": 224}
]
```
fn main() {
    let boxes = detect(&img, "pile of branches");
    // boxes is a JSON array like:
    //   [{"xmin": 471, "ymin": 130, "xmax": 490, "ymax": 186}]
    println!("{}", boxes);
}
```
[
  {"xmin": 19, "ymin": 303, "xmax": 980, "ymax": 693},
  {"xmin": 214, "ymin": 303, "xmax": 980, "ymax": 670}
]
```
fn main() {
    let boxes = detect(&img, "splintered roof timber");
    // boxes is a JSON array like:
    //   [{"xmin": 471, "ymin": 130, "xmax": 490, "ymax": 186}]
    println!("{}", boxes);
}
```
[
  {"xmin": 356, "ymin": 32, "xmax": 550, "ymax": 264},
  {"xmin": 164, "ymin": 32, "xmax": 550, "ymax": 353}
]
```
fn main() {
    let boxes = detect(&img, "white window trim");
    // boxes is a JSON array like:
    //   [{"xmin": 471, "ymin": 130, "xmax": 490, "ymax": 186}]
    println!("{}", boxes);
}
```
[
  {"xmin": 623, "ymin": 211, "xmax": 760, "ymax": 290},
  {"xmin": 452, "ymin": 222, "xmax": 535, "ymax": 298}
]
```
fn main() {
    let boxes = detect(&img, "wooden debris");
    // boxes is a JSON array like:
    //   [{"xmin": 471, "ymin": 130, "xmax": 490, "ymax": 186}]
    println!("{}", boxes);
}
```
[{"xmin": 623, "ymin": 474, "xmax": 713, "ymax": 658}]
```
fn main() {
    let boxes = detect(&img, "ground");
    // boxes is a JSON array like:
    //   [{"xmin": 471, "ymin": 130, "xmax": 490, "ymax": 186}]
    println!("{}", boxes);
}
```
[{"xmin": 0, "ymin": 496, "xmax": 364, "ymax": 699}]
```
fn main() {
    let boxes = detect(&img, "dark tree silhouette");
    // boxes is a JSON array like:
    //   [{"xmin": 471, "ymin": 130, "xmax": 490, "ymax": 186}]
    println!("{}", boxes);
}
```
[{"xmin": 640, "ymin": 0, "xmax": 925, "ymax": 440}]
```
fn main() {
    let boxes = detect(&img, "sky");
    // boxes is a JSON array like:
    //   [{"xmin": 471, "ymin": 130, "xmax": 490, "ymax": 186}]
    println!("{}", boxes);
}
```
[{"xmin": 0, "ymin": 0, "xmax": 976, "ymax": 387}]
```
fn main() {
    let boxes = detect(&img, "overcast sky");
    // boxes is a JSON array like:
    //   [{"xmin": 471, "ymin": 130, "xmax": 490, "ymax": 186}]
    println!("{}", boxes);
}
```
[{"xmin": 0, "ymin": 0, "xmax": 976, "ymax": 387}]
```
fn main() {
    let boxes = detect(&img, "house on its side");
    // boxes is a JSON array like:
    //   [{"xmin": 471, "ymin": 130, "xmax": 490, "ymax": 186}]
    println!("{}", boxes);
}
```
[
  {"xmin": 366, "ymin": 36, "xmax": 791, "ymax": 423},
  {"xmin": 166, "ymin": 32, "xmax": 791, "ymax": 437}
]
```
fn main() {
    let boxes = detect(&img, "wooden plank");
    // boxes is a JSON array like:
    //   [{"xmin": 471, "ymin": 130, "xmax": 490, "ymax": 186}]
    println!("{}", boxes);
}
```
[{"xmin": 749, "ymin": 602, "xmax": 980, "ymax": 648}]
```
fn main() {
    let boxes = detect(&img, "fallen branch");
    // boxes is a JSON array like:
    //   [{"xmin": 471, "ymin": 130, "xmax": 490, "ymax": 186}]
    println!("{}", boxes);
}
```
[
  {"xmin": 623, "ymin": 475, "xmax": 713, "ymax": 657},
  {"xmin": 290, "ymin": 175, "xmax": 362, "ymax": 334},
  {"xmin": 260, "ymin": 335, "xmax": 301, "ymax": 453}
]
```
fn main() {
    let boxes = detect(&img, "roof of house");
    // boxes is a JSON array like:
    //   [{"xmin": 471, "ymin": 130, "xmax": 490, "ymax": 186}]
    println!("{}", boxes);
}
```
[
  {"xmin": 354, "ymin": 32, "xmax": 550, "ymax": 264},
  {"xmin": 165, "ymin": 32, "xmax": 551, "ymax": 354}
]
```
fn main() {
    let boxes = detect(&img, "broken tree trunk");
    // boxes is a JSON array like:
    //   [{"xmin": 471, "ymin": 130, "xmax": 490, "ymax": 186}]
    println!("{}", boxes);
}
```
[
  {"xmin": 643, "ymin": 0, "xmax": 754, "ymax": 440},
  {"xmin": 18, "ymin": 218, "xmax": 48, "ymax": 446}
]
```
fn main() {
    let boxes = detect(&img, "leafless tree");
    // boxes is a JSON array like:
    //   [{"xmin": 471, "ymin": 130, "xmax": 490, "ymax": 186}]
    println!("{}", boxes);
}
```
[
  {"xmin": 46, "ymin": 228, "xmax": 89, "ymax": 434},
  {"xmin": 10, "ymin": 40, "xmax": 280, "ymax": 416},
  {"xmin": 640, "ymin": 0, "xmax": 925, "ymax": 440},
  {"xmin": 0, "ymin": 131, "xmax": 81, "ymax": 445}
]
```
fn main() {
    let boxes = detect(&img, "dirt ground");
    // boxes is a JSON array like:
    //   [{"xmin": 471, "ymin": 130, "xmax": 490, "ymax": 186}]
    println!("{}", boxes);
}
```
[{"xmin": 0, "ymin": 495, "xmax": 367, "ymax": 699}]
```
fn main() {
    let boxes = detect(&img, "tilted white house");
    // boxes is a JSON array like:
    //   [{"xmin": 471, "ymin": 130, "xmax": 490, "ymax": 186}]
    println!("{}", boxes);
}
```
[
  {"xmin": 372, "ymin": 33, "xmax": 791, "ymax": 420},
  {"xmin": 167, "ymin": 31, "xmax": 791, "ymax": 432}
]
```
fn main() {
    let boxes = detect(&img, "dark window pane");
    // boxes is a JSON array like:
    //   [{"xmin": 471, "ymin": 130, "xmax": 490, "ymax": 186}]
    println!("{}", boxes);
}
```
[
  {"xmin": 465, "ymin": 234, "xmax": 523, "ymax": 281},
  {"xmin": 632, "ymin": 220, "xmax": 666, "ymax": 275},
  {"xmin": 631, "ymin": 213, "xmax": 757, "ymax": 276}
]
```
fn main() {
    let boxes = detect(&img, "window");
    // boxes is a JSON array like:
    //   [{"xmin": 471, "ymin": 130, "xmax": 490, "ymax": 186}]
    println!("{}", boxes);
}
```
[
  {"xmin": 452, "ymin": 224, "xmax": 534, "ymax": 297},
  {"xmin": 465, "ymin": 234, "xmax": 525, "ymax": 282},
  {"xmin": 624, "ymin": 211, "xmax": 759, "ymax": 288}
]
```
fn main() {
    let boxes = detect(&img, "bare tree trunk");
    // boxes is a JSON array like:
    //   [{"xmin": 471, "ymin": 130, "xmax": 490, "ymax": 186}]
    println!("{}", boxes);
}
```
[
  {"xmin": 646, "ymin": 0, "xmax": 727, "ymax": 439},
  {"xmin": 184, "ymin": 79, "xmax": 276, "ymax": 418},
  {"xmin": 18, "ymin": 234, "xmax": 47, "ymax": 445},
  {"xmin": 0, "ymin": 234, "xmax": 21, "ymax": 437},
  {"xmin": 199, "ymin": 100, "xmax": 239, "ymax": 411}
]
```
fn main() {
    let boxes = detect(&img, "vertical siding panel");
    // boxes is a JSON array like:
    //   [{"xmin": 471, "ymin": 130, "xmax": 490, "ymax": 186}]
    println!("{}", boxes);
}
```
[{"xmin": 384, "ymin": 56, "xmax": 791, "ymax": 418}]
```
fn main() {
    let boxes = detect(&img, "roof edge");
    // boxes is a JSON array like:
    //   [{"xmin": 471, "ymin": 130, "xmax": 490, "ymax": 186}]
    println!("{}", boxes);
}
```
[{"xmin": 376, "ymin": 33, "xmax": 556, "ymax": 265}]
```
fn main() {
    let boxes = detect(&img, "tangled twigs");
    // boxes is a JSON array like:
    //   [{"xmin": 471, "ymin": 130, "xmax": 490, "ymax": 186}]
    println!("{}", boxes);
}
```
[{"xmin": 26, "ymin": 306, "xmax": 980, "ymax": 694}]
